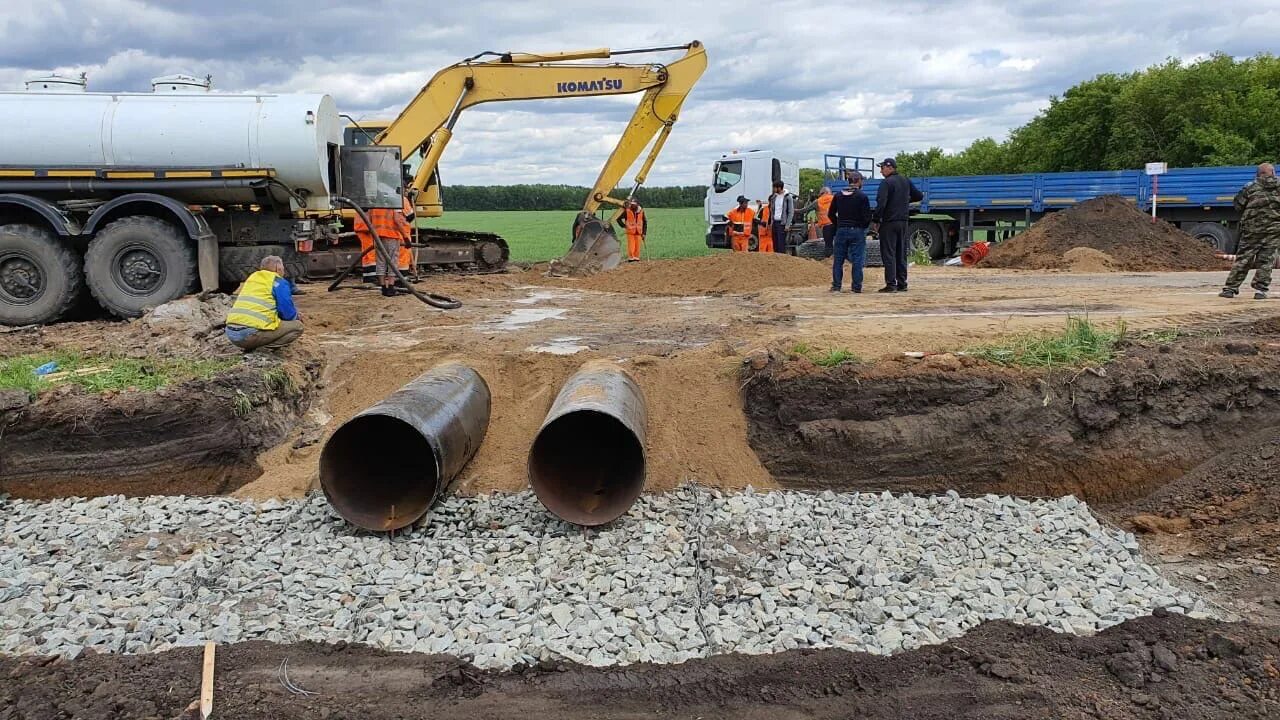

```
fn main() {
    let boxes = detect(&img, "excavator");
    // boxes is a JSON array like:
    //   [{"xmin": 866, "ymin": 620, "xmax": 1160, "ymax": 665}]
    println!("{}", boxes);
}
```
[{"xmin": 347, "ymin": 41, "xmax": 707, "ymax": 276}]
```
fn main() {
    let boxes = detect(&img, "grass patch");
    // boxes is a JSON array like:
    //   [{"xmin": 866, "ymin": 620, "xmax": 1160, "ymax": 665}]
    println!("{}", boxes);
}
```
[
  {"xmin": 908, "ymin": 244, "xmax": 932, "ymax": 266},
  {"xmin": 422, "ymin": 207, "xmax": 710, "ymax": 263},
  {"xmin": 967, "ymin": 316, "xmax": 1126, "ymax": 368},
  {"xmin": 262, "ymin": 366, "xmax": 296, "ymax": 395},
  {"xmin": 0, "ymin": 351, "xmax": 239, "ymax": 396},
  {"xmin": 791, "ymin": 343, "xmax": 862, "ymax": 367}
]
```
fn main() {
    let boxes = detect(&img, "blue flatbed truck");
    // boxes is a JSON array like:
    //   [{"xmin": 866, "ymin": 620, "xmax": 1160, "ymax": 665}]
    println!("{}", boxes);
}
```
[{"xmin": 818, "ymin": 154, "xmax": 1257, "ymax": 260}]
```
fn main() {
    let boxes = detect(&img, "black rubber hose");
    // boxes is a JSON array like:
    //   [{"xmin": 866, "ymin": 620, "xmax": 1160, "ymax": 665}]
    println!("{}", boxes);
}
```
[{"xmin": 332, "ymin": 197, "xmax": 462, "ymax": 310}]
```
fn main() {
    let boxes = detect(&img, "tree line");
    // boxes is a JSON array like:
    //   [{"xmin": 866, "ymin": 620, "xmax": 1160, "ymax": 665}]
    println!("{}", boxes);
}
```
[
  {"xmin": 441, "ymin": 184, "xmax": 707, "ymax": 211},
  {"xmin": 894, "ymin": 53, "xmax": 1280, "ymax": 178}
]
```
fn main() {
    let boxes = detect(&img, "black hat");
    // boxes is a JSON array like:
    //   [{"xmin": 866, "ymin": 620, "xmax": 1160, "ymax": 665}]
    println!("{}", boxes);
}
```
[
  {"xmin": 878, "ymin": 158, "xmax": 897, "ymax": 169},
  {"xmin": 736, "ymin": 195, "xmax": 749, "ymax": 203}
]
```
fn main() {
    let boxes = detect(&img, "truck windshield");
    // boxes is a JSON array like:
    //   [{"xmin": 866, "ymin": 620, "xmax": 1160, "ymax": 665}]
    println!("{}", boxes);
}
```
[{"xmin": 712, "ymin": 160, "xmax": 743, "ymax": 193}]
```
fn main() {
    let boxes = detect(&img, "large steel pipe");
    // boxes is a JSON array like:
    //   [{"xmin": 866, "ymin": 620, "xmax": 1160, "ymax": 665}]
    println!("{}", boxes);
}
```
[
  {"xmin": 529, "ymin": 361, "xmax": 647, "ymax": 526},
  {"xmin": 320, "ymin": 363, "xmax": 490, "ymax": 531}
]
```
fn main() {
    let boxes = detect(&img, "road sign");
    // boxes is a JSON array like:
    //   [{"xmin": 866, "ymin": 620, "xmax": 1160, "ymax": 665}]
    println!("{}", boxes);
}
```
[{"xmin": 1146, "ymin": 162, "xmax": 1168, "ymax": 176}]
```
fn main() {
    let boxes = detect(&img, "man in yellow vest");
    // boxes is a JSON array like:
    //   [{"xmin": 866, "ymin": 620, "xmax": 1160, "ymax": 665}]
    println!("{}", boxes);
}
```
[
  {"xmin": 615, "ymin": 199, "xmax": 647, "ymax": 262},
  {"xmin": 224, "ymin": 256, "xmax": 303, "ymax": 351}
]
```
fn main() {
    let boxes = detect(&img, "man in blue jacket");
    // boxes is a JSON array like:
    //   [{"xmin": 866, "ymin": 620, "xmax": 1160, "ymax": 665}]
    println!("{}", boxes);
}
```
[
  {"xmin": 224, "ymin": 256, "xmax": 303, "ymax": 351},
  {"xmin": 826, "ymin": 174, "xmax": 872, "ymax": 292},
  {"xmin": 872, "ymin": 158, "xmax": 923, "ymax": 292}
]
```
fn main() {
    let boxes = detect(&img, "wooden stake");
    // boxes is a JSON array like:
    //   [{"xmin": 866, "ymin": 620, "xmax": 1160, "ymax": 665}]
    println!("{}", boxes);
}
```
[{"xmin": 200, "ymin": 642, "xmax": 215, "ymax": 719}]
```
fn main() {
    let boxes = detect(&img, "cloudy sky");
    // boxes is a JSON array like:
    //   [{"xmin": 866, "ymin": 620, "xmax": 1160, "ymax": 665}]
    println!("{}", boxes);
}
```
[{"xmin": 1, "ymin": 1, "xmax": 1276, "ymax": 186}]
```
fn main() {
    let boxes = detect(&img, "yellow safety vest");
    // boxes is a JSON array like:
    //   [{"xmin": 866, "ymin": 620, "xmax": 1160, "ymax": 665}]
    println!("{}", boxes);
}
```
[{"xmin": 227, "ymin": 270, "xmax": 281, "ymax": 330}]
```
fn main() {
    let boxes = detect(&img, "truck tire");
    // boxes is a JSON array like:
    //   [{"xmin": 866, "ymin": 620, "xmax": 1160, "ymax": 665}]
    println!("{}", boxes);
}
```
[
  {"xmin": 795, "ymin": 239, "xmax": 827, "ymax": 260},
  {"xmin": 219, "ymin": 245, "xmax": 308, "ymax": 285},
  {"xmin": 908, "ymin": 220, "xmax": 947, "ymax": 260},
  {"xmin": 0, "ymin": 224, "xmax": 84, "ymax": 325},
  {"xmin": 85, "ymin": 216, "xmax": 197, "ymax": 318},
  {"xmin": 1184, "ymin": 222, "xmax": 1236, "ymax": 254}
]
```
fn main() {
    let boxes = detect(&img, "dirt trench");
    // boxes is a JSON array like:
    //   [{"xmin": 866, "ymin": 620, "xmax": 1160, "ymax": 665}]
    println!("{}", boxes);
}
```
[
  {"xmin": 0, "ymin": 359, "xmax": 321, "ymax": 499},
  {"xmin": 1, "ymin": 613, "xmax": 1276, "ymax": 720},
  {"xmin": 742, "ymin": 327, "xmax": 1280, "ymax": 503}
]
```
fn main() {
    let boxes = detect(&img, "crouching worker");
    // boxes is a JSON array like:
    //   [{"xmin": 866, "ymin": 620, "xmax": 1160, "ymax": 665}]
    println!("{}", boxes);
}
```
[{"xmin": 224, "ymin": 255, "xmax": 303, "ymax": 351}]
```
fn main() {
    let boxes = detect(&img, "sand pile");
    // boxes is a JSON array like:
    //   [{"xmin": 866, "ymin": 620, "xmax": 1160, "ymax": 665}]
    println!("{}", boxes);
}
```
[
  {"xmin": 538, "ymin": 253, "xmax": 830, "ymax": 296},
  {"xmin": 981, "ymin": 196, "xmax": 1224, "ymax": 271}
]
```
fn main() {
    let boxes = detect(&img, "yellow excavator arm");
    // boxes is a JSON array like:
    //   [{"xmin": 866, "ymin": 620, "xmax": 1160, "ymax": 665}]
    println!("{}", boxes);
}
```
[{"xmin": 375, "ymin": 42, "xmax": 707, "ymax": 225}]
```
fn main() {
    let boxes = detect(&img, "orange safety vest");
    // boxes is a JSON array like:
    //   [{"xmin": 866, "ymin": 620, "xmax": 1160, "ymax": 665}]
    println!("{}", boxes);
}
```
[
  {"xmin": 355, "ymin": 199, "xmax": 413, "ymax": 271},
  {"xmin": 727, "ymin": 206, "xmax": 755, "ymax": 252},
  {"xmin": 757, "ymin": 202, "xmax": 774, "ymax": 252},
  {"xmin": 727, "ymin": 207, "xmax": 755, "ymax": 236},
  {"xmin": 816, "ymin": 194, "xmax": 833, "ymax": 226},
  {"xmin": 624, "ymin": 207, "xmax": 645, "ymax": 236}
]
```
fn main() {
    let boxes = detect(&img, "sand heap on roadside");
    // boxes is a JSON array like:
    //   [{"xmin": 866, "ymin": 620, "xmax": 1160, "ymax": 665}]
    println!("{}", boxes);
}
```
[
  {"xmin": 981, "ymin": 195, "xmax": 1225, "ymax": 272},
  {"xmin": 535, "ymin": 253, "xmax": 830, "ymax": 296}
]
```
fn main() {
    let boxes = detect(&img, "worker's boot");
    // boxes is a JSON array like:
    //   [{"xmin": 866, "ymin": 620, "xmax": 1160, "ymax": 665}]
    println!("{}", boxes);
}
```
[
  {"xmin": 1256, "ymin": 290, "xmax": 1269, "ymax": 300},
  {"xmin": 876, "ymin": 286, "xmax": 897, "ymax": 293},
  {"xmin": 1219, "ymin": 288, "xmax": 1238, "ymax": 298},
  {"xmin": 382, "ymin": 286, "xmax": 396, "ymax": 298}
]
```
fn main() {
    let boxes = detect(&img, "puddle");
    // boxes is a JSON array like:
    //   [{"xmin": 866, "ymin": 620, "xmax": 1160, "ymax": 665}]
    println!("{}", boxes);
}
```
[
  {"xmin": 512, "ymin": 289, "xmax": 582, "ymax": 305},
  {"xmin": 527, "ymin": 337, "xmax": 591, "ymax": 355},
  {"xmin": 480, "ymin": 307, "xmax": 569, "ymax": 331}
]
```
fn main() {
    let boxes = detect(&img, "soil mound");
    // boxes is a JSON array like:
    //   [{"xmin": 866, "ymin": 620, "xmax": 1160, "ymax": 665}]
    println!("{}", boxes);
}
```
[
  {"xmin": 535, "ymin": 253, "xmax": 830, "ymax": 296},
  {"xmin": 3, "ymin": 614, "xmax": 1275, "ymax": 719},
  {"xmin": 981, "ymin": 195, "xmax": 1224, "ymax": 271},
  {"xmin": 1063, "ymin": 246, "xmax": 1118, "ymax": 272}
]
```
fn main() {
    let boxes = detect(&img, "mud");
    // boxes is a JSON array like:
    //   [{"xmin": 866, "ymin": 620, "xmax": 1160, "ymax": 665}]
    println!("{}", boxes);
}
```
[
  {"xmin": 742, "ymin": 325, "xmax": 1280, "ymax": 502},
  {"xmin": 1, "ymin": 614, "xmax": 1276, "ymax": 720},
  {"xmin": 1105, "ymin": 424, "xmax": 1280, "ymax": 624},
  {"xmin": 528, "ymin": 252, "xmax": 831, "ymax": 296},
  {"xmin": 982, "ymin": 196, "xmax": 1226, "ymax": 272}
]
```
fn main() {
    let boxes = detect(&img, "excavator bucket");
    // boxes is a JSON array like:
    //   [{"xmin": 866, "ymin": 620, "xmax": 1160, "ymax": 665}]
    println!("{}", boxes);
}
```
[{"xmin": 548, "ymin": 215, "xmax": 622, "ymax": 277}]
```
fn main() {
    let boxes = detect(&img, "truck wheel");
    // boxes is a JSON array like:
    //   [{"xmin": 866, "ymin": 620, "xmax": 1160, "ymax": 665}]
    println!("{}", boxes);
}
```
[
  {"xmin": 0, "ymin": 224, "xmax": 84, "ymax": 325},
  {"xmin": 218, "ymin": 245, "xmax": 308, "ymax": 285},
  {"xmin": 1184, "ymin": 222, "xmax": 1236, "ymax": 254},
  {"xmin": 85, "ymin": 216, "xmax": 196, "ymax": 318},
  {"xmin": 795, "ymin": 239, "xmax": 827, "ymax": 260},
  {"xmin": 908, "ymin": 221, "xmax": 947, "ymax": 260}
]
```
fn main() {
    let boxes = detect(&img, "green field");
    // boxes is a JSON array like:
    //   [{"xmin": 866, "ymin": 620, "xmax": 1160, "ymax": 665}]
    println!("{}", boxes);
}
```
[{"xmin": 422, "ymin": 208, "xmax": 710, "ymax": 263}]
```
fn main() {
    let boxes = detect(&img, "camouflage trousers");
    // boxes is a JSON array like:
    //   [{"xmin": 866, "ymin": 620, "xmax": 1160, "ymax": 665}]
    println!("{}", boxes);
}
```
[{"xmin": 1224, "ymin": 228, "xmax": 1280, "ymax": 292}]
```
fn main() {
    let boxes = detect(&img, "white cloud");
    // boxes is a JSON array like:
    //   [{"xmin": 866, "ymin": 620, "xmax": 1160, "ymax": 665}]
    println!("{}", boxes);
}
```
[{"xmin": 0, "ymin": 1, "xmax": 1276, "ymax": 187}]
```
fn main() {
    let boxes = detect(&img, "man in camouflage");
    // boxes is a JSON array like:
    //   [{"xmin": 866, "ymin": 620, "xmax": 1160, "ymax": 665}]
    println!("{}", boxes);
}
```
[{"xmin": 1221, "ymin": 163, "xmax": 1280, "ymax": 300}]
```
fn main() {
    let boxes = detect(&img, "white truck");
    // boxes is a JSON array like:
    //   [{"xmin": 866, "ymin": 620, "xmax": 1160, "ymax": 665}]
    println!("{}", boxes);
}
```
[{"xmin": 703, "ymin": 150, "xmax": 799, "ymax": 250}]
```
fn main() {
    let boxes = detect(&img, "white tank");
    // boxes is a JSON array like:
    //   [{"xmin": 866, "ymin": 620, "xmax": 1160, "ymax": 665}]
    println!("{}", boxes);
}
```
[{"xmin": 0, "ymin": 87, "xmax": 344, "ymax": 210}]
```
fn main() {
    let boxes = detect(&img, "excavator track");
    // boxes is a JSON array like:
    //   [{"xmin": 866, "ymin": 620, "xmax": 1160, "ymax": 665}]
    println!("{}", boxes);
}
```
[{"xmin": 411, "ymin": 228, "xmax": 510, "ymax": 275}]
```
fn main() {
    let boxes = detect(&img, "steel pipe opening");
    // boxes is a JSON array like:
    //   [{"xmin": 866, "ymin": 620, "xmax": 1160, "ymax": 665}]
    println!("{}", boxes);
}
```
[
  {"xmin": 320, "ymin": 363, "xmax": 490, "ymax": 531},
  {"xmin": 529, "ymin": 361, "xmax": 647, "ymax": 526}
]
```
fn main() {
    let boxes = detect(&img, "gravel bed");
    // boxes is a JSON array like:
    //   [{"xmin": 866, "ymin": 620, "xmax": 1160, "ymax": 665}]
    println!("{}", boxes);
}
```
[{"xmin": 0, "ymin": 488, "xmax": 1206, "ymax": 669}]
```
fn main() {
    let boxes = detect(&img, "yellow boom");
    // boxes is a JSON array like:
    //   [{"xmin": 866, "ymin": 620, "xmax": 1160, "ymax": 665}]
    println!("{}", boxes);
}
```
[{"xmin": 374, "ymin": 42, "xmax": 707, "ymax": 225}]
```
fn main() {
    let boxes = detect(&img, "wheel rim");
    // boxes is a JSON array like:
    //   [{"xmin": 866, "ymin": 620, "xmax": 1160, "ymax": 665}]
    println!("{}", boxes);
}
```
[
  {"xmin": 0, "ymin": 251, "xmax": 45, "ymax": 305},
  {"xmin": 111, "ymin": 244, "xmax": 164, "ymax": 296},
  {"xmin": 910, "ymin": 229, "xmax": 932, "ymax": 252}
]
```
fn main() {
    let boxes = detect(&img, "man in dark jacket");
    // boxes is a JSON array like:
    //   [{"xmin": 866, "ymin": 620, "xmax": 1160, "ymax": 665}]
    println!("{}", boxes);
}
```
[
  {"xmin": 826, "ymin": 174, "xmax": 872, "ymax": 292},
  {"xmin": 871, "ymin": 158, "xmax": 923, "ymax": 292}
]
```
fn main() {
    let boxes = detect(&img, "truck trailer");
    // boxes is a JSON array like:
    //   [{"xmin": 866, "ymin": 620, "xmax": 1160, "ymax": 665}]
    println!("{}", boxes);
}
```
[{"xmin": 819, "ymin": 154, "xmax": 1258, "ymax": 260}]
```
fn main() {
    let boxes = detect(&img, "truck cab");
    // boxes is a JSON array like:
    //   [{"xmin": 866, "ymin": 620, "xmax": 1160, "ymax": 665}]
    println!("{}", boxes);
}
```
[{"xmin": 704, "ymin": 150, "xmax": 799, "ymax": 248}]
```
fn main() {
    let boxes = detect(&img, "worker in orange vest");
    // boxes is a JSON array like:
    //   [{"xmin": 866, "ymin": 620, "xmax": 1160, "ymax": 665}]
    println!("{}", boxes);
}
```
[
  {"xmin": 615, "ymin": 200, "xmax": 647, "ymax": 262},
  {"xmin": 755, "ymin": 199, "xmax": 774, "ymax": 253},
  {"xmin": 354, "ymin": 196, "xmax": 415, "ymax": 297},
  {"xmin": 802, "ymin": 187, "xmax": 835, "ymax": 257},
  {"xmin": 726, "ymin": 195, "xmax": 755, "ymax": 252}
]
